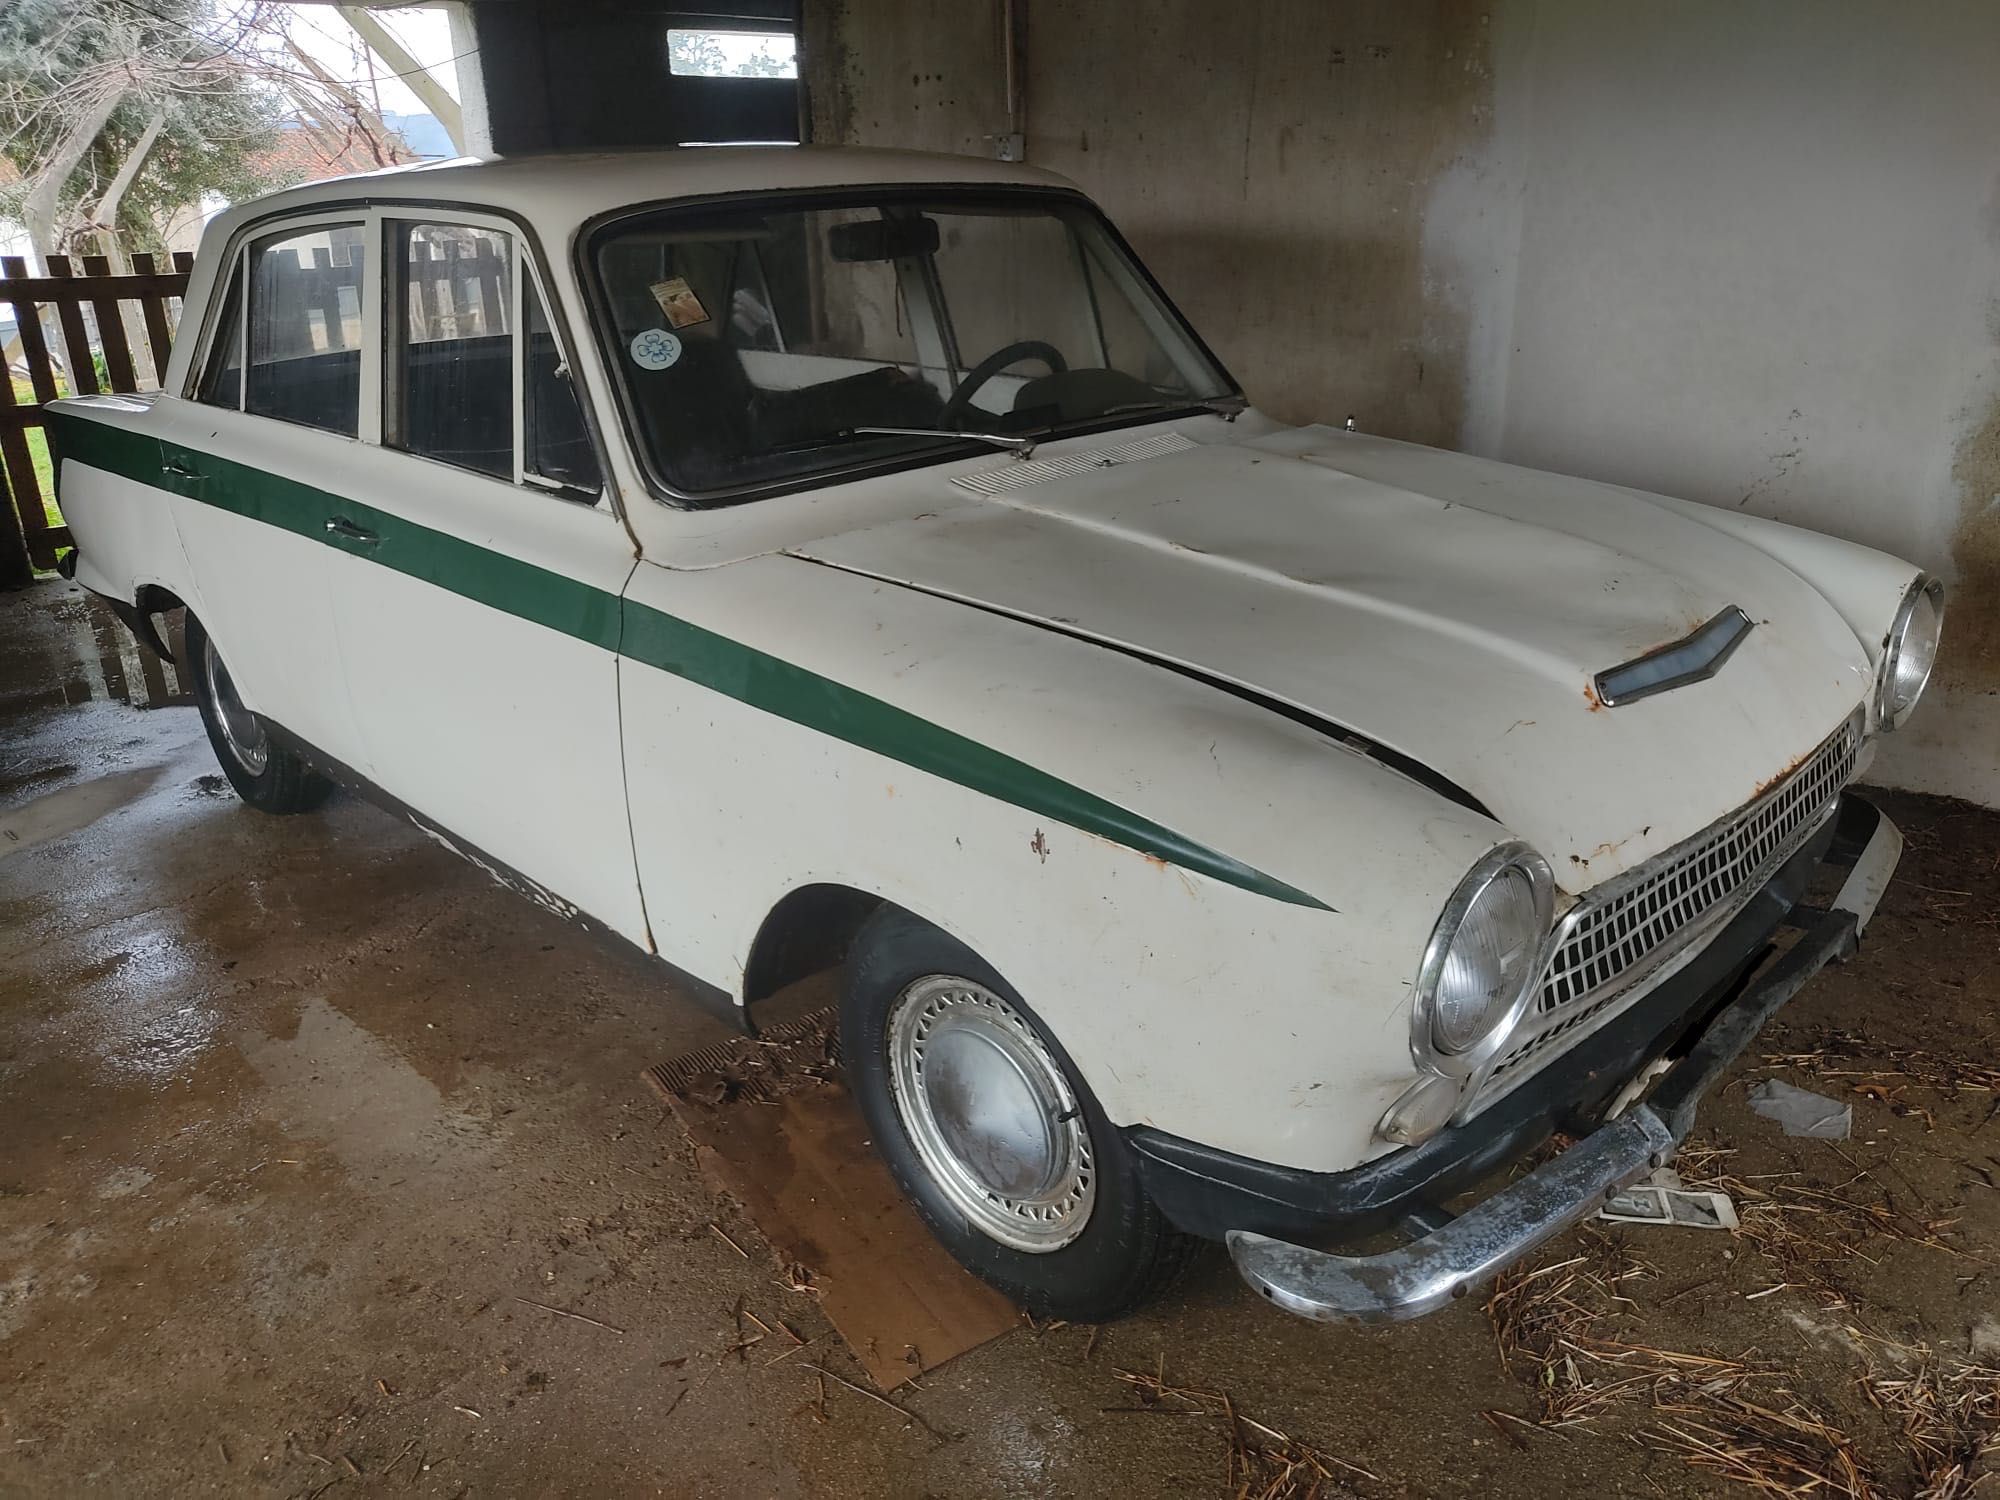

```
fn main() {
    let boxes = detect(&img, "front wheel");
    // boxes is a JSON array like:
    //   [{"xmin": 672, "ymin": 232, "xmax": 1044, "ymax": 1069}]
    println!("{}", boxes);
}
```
[
  {"xmin": 184, "ymin": 611, "xmax": 332, "ymax": 815},
  {"xmin": 841, "ymin": 907, "xmax": 1197, "ymax": 1321}
]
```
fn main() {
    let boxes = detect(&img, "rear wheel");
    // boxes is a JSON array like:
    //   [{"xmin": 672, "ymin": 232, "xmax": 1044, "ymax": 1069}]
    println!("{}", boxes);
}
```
[
  {"xmin": 841, "ymin": 907, "xmax": 1197, "ymax": 1321},
  {"xmin": 184, "ymin": 611, "xmax": 332, "ymax": 815}
]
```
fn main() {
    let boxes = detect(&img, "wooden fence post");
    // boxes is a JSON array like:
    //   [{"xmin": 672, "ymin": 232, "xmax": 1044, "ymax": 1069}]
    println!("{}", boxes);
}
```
[
  {"xmin": 0, "ymin": 251, "xmax": 194, "ymax": 574},
  {"xmin": 0, "ymin": 454, "xmax": 32, "ymax": 590}
]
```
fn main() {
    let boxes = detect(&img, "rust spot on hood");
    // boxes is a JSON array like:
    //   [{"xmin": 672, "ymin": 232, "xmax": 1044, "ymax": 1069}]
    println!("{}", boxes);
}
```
[
  {"xmin": 1751, "ymin": 746, "xmax": 1813, "ymax": 802},
  {"xmin": 1570, "ymin": 825, "xmax": 1652, "ymax": 873},
  {"xmin": 1583, "ymin": 681, "xmax": 1607, "ymax": 712}
]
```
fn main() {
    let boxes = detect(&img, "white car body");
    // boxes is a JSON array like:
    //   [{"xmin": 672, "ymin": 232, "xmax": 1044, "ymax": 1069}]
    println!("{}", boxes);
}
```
[{"xmin": 51, "ymin": 148, "xmax": 1933, "ymax": 1318}]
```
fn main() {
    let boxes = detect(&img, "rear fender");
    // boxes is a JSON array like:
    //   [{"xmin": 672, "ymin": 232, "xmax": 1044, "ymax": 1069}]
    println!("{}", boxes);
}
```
[{"xmin": 51, "ymin": 402, "xmax": 208, "ymax": 643}]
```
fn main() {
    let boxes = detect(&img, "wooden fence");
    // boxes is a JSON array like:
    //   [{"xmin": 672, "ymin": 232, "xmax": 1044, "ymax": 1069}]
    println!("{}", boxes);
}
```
[{"xmin": 0, "ymin": 251, "xmax": 194, "ymax": 588}]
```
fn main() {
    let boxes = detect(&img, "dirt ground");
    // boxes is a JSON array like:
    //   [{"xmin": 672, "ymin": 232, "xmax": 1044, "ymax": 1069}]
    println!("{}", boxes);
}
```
[{"xmin": 4, "ymin": 581, "xmax": 1999, "ymax": 1499}]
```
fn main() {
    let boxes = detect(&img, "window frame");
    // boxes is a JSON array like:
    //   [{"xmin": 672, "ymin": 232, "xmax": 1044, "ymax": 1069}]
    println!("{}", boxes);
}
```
[
  {"xmin": 181, "ymin": 199, "xmax": 615, "ymax": 515},
  {"xmin": 193, "ymin": 253, "xmax": 246, "ymax": 409},
  {"xmin": 385, "ymin": 210, "xmax": 606, "ymax": 504},
  {"xmin": 575, "ymin": 182, "xmax": 1245, "ymax": 511},
  {"xmin": 189, "ymin": 211, "xmax": 380, "ymax": 442}
]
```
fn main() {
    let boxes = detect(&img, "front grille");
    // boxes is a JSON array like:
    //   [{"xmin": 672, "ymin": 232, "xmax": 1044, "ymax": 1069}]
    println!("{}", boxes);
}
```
[{"xmin": 1479, "ymin": 714, "xmax": 1861, "ymax": 1097}]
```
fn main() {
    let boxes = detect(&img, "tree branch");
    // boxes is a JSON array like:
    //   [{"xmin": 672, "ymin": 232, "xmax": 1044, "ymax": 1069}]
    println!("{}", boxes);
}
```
[{"xmin": 336, "ymin": 5, "xmax": 463, "ymax": 153}]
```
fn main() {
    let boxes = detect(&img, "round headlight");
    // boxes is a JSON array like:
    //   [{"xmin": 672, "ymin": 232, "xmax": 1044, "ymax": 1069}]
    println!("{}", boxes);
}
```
[
  {"xmin": 1877, "ymin": 576, "xmax": 1945, "ymax": 732},
  {"xmin": 1413, "ymin": 843, "xmax": 1554, "ymax": 1073}
]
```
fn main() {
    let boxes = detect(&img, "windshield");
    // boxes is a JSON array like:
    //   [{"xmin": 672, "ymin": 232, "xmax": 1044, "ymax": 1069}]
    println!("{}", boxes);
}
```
[{"xmin": 588, "ymin": 188, "xmax": 1236, "ymax": 499}]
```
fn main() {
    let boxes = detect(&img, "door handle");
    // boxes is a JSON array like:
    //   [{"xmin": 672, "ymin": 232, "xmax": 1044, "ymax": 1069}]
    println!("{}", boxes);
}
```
[
  {"xmin": 160, "ymin": 459, "xmax": 204, "ymax": 482},
  {"xmin": 324, "ymin": 516, "xmax": 380, "ymax": 546}
]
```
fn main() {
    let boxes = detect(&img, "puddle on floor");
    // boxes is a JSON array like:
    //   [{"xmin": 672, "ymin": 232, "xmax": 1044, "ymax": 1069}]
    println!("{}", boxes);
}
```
[
  {"xmin": 0, "ymin": 765, "xmax": 168, "ymax": 861},
  {"xmin": 237, "ymin": 997, "xmax": 497, "ymax": 1182},
  {"xmin": 0, "ymin": 589, "xmax": 188, "ymax": 716}
]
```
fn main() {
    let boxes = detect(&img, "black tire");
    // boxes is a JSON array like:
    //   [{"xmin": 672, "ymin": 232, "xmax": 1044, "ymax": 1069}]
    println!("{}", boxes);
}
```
[
  {"xmin": 184, "ymin": 611, "xmax": 332, "ymax": 815},
  {"xmin": 841, "ymin": 906, "xmax": 1198, "ymax": 1321}
]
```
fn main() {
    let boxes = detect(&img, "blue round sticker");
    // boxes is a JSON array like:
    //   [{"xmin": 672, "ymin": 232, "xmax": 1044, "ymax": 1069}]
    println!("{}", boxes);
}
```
[{"xmin": 629, "ymin": 328, "xmax": 682, "ymax": 370}]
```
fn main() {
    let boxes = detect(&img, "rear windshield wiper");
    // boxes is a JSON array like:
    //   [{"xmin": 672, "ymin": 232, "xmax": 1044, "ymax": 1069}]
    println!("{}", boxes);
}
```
[{"xmin": 764, "ymin": 426, "xmax": 1039, "ymax": 458}]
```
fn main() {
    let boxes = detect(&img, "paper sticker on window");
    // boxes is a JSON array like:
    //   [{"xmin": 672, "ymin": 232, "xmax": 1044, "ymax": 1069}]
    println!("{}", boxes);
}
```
[
  {"xmin": 629, "ymin": 328, "xmax": 682, "ymax": 370},
  {"xmin": 649, "ymin": 276, "xmax": 710, "ymax": 329}
]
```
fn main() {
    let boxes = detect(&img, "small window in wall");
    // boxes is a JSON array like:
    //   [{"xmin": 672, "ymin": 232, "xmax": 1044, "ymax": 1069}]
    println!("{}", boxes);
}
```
[
  {"xmin": 393, "ymin": 222, "xmax": 514, "ymax": 479},
  {"xmin": 244, "ymin": 223, "xmax": 368, "ymax": 435},
  {"xmin": 666, "ymin": 28, "xmax": 797, "ymax": 78}
]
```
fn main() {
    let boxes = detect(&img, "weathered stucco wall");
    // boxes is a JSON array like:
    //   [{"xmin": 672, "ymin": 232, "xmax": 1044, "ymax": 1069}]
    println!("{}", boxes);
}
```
[
  {"xmin": 1437, "ymin": 1, "xmax": 2000, "ymax": 805},
  {"xmin": 806, "ymin": 0, "xmax": 2000, "ymax": 805},
  {"xmin": 805, "ymin": 0, "xmax": 1497, "ymax": 447}
]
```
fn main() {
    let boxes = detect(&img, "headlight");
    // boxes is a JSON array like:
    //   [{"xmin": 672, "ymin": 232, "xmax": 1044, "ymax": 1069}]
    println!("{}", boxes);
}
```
[
  {"xmin": 1412, "ymin": 843, "xmax": 1553, "ymax": 1074},
  {"xmin": 1876, "ymin": 576, "xmax": 1945, "ymax": 731}
]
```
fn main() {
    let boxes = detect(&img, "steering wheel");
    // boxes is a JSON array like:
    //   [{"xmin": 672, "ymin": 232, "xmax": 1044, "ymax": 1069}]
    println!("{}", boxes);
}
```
[{"xmin": 938, "ymin": 340, "xmax": 1068, "ymax": 428}]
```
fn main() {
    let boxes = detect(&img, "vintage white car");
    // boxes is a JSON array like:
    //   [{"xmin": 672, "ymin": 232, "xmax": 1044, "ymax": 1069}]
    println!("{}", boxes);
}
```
[{"xmin": 52, "ymin": 148, "xmax": 1939, "ymax": 1324}]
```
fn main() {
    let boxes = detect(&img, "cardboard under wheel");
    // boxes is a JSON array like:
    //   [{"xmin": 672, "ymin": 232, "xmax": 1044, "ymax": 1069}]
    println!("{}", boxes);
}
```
[{"xmin": 646, "ymin": 1009, "xmax": 1018, "ymax": 1390}]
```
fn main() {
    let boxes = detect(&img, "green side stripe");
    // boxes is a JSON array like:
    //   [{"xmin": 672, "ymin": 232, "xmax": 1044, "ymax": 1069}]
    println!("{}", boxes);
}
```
[
  {"xmin": 49, "ymin": 407, "xmax": 1329, "ymax": 910},
  {"xmin": 618, "ymin": 604, "xmax": 1328, "ymax": 908}
]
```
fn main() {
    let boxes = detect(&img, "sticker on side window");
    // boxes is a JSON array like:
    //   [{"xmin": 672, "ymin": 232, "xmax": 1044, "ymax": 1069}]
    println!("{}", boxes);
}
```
[
  {"xmin": 648, "ymin": 276, "xmax": 710, "ymax": 329},
  {"xmin": 629, "ymin": 328, "xmax": 683, "ymax": 371}
]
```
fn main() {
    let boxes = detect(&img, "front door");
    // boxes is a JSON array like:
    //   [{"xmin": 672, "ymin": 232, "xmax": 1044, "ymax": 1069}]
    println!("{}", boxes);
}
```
[{"xmin": 323, "ymin": 215, "xmax": 648, "ymax": 944}]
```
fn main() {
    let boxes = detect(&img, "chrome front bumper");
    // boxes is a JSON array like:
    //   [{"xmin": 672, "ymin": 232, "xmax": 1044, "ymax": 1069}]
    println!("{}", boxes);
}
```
[{"xmin": 1228, "ymin": 800, "xmax": 1903, "ymax": 1324}]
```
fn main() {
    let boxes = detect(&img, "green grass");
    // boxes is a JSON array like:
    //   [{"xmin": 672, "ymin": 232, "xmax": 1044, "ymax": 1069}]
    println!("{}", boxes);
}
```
[{"xmin": 15, "ymin": 375, "xmax": 65, "ymax": 530}]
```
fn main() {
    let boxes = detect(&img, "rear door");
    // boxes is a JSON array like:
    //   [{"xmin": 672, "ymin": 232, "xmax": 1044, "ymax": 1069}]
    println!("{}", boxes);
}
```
[
  {"xmin": 157, "ymin": 215, "xmax": 370, "ymax": 764},
  {"xmin": 324, "ymin": 213, "xmax": 649, "ymax": 943}
]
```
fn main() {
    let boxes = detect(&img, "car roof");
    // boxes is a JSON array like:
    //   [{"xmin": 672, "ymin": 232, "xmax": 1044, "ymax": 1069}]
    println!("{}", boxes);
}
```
[{"xmin": 205, "ymin": 145, "xmax": 1080, "ymax": 245}]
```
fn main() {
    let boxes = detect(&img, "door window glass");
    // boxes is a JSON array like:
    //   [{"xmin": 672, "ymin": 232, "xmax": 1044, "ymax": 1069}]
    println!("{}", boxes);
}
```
[
  {"xmin": 523, "ymin": 274, "xmax": 601, "ymax": 493},
  {"xmin": 244, "ymin": 223, "xmax": 367, "ymax": 435},
  {"xmin": 395, "ymin": 223, "xmax": 514, "ymax": 480},
  {"xmin": 196, "ymin": 258, "xmax": 244, "ymax": 408}
]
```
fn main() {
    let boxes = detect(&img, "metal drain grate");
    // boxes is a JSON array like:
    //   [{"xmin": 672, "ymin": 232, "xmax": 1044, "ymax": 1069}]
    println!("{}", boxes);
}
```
[{"xmin": 643, "ymin": 1008, "xmax": 837, "ymax": 1107}]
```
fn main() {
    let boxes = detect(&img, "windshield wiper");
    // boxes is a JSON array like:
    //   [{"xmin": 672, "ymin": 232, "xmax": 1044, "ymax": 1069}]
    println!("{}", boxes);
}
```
[
  {"xmin": 1095, "ymin": 395, "xmax": 1246, "ymax": 420},
  {"xmin": 763, "ymin": 426, "xmax": 1039, "ymax": 459},
  {"xmin": 763, "ymin": 397, "xmax": 1243, "ymax": 463},
  {"xmin": 852, "ymin": 426, "xmax": 1038, "ymax": 456}
]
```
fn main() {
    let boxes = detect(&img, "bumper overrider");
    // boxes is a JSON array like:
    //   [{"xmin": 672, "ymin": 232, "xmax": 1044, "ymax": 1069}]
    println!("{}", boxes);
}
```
[{"xmin": 1129, "ymin": 792, "xmax": 1902, "ymax": 1324}]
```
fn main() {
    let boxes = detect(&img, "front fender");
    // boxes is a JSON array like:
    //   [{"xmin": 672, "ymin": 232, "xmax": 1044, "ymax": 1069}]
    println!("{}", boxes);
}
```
[
  {"xmin": 621, "ymin": 554, "xmax": 1508, "ymax": 1175},
  {"xmin": 1641, "ymin": 493, "xmax": 1922, "ymax": 700}
]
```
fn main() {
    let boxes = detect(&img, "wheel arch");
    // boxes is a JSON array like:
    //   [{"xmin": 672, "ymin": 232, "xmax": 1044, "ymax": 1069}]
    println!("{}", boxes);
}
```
[
  {"xmin": 92, "ymin": 580, "xmax": 193, "ymax": 664},
  {"xmin": 739, "ymin": 881, "xmax": 887, "ymax": 1024}
]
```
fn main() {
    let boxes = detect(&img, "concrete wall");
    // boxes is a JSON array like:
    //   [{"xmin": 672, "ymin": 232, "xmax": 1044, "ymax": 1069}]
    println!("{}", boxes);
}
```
[
  {"xmin": 806, "ymin": 0, "xmax": 1496, "ymax": 447},
  {"xmin": 1436, "ymin": 1, "xmax": 2000, "ymax": 805},
  {"xmin": 805, "ymin": 0, "xmax": 2000, "ymax": 805}
]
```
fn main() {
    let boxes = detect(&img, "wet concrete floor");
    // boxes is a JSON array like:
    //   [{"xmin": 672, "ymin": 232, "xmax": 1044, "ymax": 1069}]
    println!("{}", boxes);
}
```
[{"xmin": 4, "ymin": 580, "xmax": 2000, "ymax": 1498}]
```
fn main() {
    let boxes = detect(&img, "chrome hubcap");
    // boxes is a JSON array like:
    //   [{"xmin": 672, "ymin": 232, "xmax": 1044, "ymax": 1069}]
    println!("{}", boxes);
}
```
[
  {"xmin": 204, "ymin": 635, "xmax": 268, "ymax": 774},
  {"xmin": 887, "ymin": 976, "xmax": 1094, "ymax": 1252}
]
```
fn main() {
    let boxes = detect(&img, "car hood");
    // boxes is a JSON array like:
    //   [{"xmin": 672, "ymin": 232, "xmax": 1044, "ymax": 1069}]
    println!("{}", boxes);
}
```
[{"xmin": 784, "ymin": 426, "xmax": 1874, "ymax": 892}]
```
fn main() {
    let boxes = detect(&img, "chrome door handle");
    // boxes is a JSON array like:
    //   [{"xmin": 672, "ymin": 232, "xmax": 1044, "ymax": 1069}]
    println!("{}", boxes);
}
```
[
  {"xmin": 324, "ymin": 516, "xmax": 380, "ymax": 545},
  {"xmin": 160, "ymin": 459, "xmax": 204, "ymax": 481}
]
